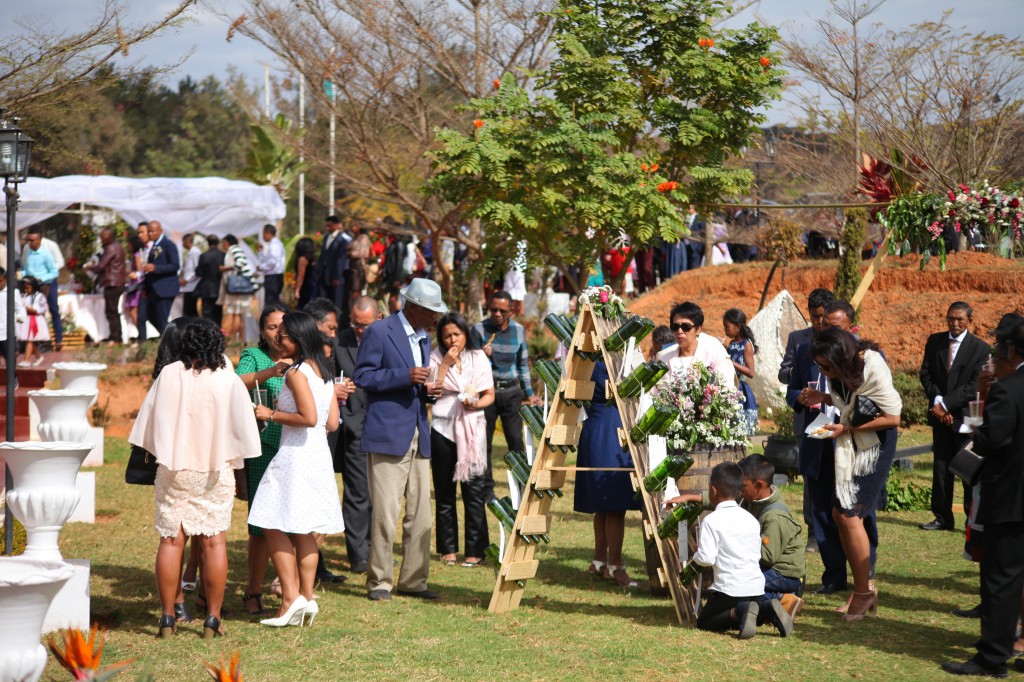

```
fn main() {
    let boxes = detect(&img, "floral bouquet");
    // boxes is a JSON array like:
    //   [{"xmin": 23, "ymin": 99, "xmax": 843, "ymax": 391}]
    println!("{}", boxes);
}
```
[
  {"xmin": 650, "ymin": 360, "xmax": 751, "ymax": 451},
  {"xmin": 578, "ymin": 284, "xmax": 626, "ymax": 319}
]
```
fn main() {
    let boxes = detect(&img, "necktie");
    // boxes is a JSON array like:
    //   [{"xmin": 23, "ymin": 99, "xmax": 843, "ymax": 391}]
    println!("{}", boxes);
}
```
[
  {"xmin": 419, "ymin": 335, "xmax": 431, "ymax": 368},
  {"xmin": 948, "ymin": 338, "xmax": 956, "ymax": 371}
]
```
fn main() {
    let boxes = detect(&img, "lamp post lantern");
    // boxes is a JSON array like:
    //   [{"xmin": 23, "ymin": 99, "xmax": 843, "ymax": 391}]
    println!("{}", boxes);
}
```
[{"xmin": 1, "ymin": 110, "xmax": 34, "ymax": 555}]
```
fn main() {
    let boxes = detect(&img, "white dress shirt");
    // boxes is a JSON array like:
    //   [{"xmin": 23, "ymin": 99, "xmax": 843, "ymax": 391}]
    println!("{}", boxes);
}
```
[
  {"xmin": 935, "ymin": 329, "xmax": 968, "ymax": 409},
  {"xmin": 658, "ymin": 333, "xmax": 738, "ymax": 387},
  {"xmin": 180, "ymin": 245, "xmax": 202, "ymax": 293},
  {"xmin": 257, "ymin": 237, "xmax": 286, "ymax": 276},
  {"xmin": 692, "ymin": 500, "xmax": 765, "ymax": 597},
  {"xmin": 397, "ymin": 309, "xmax": 428, "ymax": 367}
]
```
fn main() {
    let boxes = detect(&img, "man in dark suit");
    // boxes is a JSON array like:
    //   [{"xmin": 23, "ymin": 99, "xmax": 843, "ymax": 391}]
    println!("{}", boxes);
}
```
[
  {"xmin": 919, "ymin": 301, "xmax": 990, "ymax": 531},
  {"xmin": 317, "ymin": 215, "xmax": 351, "ymax": 324},
  {"xmin": 195, "ymin": 233, "xmax": 224, "ymax": 326},
  {"xmin": 778, "ymin": 288, "xmax": 835, "ymax": 385},
  {"xmin": 140, "ymin": 220, "xmax": 179, "ymax": 341},
  {"xmin": 942, "ymin": 321, "xmax": 1024, "ymax": 678},
  {"xmin": 355, "ymin": 278, "xmax": 445, "ymax": 601},
  {"xmin": 333, "ymin": 295, "xmax": 384, "ymax": 574}
]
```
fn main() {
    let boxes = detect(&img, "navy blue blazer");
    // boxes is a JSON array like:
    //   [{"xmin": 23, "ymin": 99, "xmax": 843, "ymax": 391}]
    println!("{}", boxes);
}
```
[
  {"xmin": 779, "ymin": 326, "xmax": 814, "ymax": 384},
  {"xmin": 317, "ymin": 231, "xmax": 350, "ymax": 291},
  {"xmin": 144, "ymin": 236, "xmax": 181, "ymax": 299},
  {"xmin": 787, "ymin": 341, "xmax": 832, "ymax": 479},
  {"xmin": 354, "ymin": 314, "xmax": 431, "ymax": 458}
]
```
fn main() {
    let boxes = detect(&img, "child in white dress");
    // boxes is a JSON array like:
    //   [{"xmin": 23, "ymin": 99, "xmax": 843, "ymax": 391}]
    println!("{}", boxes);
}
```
[{"xmin": 17, "ymin": 276, "xmax": 49, "ymax": 367}]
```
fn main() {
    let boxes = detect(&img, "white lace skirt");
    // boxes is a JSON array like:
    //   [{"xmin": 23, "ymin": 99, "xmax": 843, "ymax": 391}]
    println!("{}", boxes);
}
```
[{"xmin": 154, "ymin": 465, "xmax": 235, "ymax": 537}]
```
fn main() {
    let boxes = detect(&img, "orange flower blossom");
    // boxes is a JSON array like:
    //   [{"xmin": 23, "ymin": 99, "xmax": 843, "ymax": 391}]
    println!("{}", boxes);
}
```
[
  {"xmin": 473, "ymin": 119, "xmax": 484, "ymax": 128},
  {"xmin": 47, "ymin": 625, "xmax": 133, "ymax": 681}
]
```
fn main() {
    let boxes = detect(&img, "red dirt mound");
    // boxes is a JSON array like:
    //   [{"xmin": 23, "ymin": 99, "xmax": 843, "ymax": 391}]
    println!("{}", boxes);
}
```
[{"xmin": 629, "ymin": 251, "xmax": 1024, "ymax": 370}]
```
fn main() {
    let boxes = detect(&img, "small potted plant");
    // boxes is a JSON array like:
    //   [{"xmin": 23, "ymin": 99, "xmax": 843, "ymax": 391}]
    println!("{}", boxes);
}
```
[{"xmin": 763, "ymin": 392, "xmax": 799, "ymax": 476}]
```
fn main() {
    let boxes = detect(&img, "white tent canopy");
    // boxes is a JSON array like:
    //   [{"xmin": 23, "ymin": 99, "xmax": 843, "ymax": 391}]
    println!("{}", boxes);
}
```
[{"xmin": 2, "ymin": 175, "xmax": 286, "ymax": 244}]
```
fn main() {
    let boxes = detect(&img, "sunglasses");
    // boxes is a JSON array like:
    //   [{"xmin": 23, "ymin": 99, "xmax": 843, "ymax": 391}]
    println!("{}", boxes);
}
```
[
  {"xmin": 815, "ymin": 361, "xmax": 835, "ymax": 373},
  {"xmin": 670, "ymin": 322, "xmax": 697, "ymax": 333},
  {"xmin": 490, "ymin": 307, "xmax": 511, "ymax": 315}
]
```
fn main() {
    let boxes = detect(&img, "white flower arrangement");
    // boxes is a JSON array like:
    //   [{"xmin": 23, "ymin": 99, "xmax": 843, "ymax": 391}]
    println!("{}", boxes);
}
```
[
  {"xmin": 578, "ymin": 285, "xmax": 626, "ymax": 319},
  {"xmin": 650, "ymin": 360, "xmax": 752, "ymax": 451}
]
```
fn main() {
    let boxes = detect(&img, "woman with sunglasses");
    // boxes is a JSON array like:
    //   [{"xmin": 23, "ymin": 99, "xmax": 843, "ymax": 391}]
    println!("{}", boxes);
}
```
[
  {"xmin": 802, "ymin": 327, "xmax": 901, "ymax": 622},
  {"xmin": 658, "ymin": 301, "xmax": 736, "ymax": 387}
]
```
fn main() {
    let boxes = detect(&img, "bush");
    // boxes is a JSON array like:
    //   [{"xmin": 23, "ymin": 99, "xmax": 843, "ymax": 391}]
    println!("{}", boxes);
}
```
[
  {"xmin": 892, "ymin": 369, "xmax": 929, "ymax": 427},
  {"xmin": 835, "ymin": 207, "xmax": 866, "ymax": 301},
  {"xmin": 884, "ymin": 472, "xmax": 931, "ymax": 512},
  {"xmin": 528, "ymin": 326, "xmax": 559, "ymax": 362},
  {"xmin": 0, "ymin": 515, "xmax": 27, "ymax": 555},
  {"xmin": 757, "ymin": 217, "xmax": 805, "ymax": 262}
]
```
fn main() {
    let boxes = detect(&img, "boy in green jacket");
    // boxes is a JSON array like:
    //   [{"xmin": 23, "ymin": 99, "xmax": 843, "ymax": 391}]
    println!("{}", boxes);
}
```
[{"xmin": 739, "ymin": 454, "xmax": 806, "ymax": 619}]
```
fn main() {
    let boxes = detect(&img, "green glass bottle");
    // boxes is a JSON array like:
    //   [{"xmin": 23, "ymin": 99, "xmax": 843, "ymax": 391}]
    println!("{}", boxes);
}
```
[
  {"xmin": 642, "ymin": 452, "xmax": 695, "ymax": 494},
  {"xmin": 484, "ymin": 544, "xmax": 524, "ymax": 586},
  {"xmin": 556, "ymin": 314, "xmax": 600, "ymax": 361},
  {"xmin": 617, "ymin": 362, "xmax": 658, "ymax": 398},
  {"xmin": 657, "ymin": 501, "xmax": 703, "ymax": 539},
  {"xmin": 629, "ymin": 404, "xmax": 676, "ymax": 443},
  {"xmin": 605, "ymin": 316, "xmax": 647, "ymax": 352},
  {"xmin": 487, "ymin": 497, "xmax": 530, "ymax": 543},
  {"xmin": 520, "ymin": 404, "xmax": 545, "ymax": 440},
  {"xmin": 635, "ymin": 317, "xmax": 656, "ymax": 345},
  {"xmin": 642, "ymin": 360, "xmax": 669, "ymax": 392},
  {"xmin": 508, "ymin": 451, "xmax": 562, "ymax": 498},
  {"xmin": 647, "ymin": 406, "xmax": 680, "ymax": 437},
  {"xmin": 504, "ymin": 452, "xmax": 544, "ymax": 499},
  {"xmin": 679, "ymin": 559, "xmax": 701, "ymax": 585},
  {"xmin": 499, "ymin": 496, "xmax": 550, "ymax": 544}
]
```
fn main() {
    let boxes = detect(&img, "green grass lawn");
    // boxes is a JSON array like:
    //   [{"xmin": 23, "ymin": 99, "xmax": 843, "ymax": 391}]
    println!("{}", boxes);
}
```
[{"xmin": 44, "ymin": 436, "xmax": 979, "ymax": 681}]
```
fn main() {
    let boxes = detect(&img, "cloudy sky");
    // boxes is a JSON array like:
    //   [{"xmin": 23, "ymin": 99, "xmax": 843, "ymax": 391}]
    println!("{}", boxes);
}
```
[{"xmin": 6, "ymin": 0, "xmax": 1024, "ymax": 124}]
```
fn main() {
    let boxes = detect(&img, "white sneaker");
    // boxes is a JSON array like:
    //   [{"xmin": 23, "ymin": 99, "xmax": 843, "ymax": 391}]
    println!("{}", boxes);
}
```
[
  {"xmin": 32, "ymin": 356, "xmax": 44, "ymax": 366},
  {"xmin": 17, "ymin": 361, "xmax": 31, "ymax": 367}
]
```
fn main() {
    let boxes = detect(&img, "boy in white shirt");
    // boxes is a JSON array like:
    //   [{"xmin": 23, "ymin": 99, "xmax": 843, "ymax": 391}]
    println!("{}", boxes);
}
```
[{"xmin": 691, "ymin": 461, "xmax": 793, "ymax": 639}]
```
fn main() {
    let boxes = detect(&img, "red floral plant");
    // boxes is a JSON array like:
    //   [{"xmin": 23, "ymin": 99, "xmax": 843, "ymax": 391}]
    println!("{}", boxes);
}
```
[
  {"xmin": 47, "ymin": 625, "xmax": 133, "ymax": 681},
  {"xmin": 657, "ymin": 181, "xmax": 679, "ymax": 192},
  {"xmin": 473, "ymin": 119, "xmax": 484, "ymax": 128},
  {"xmin": 205, "ymin": 651, "xmax": 243, "ymax": 682},
  {"xmin": 698, "ymin": 37, "xmax": 715, "ymax": 49},
  {"xmin": 855, "ymin": 153, "xmax": 896, "ymax": 219},
  {"xmin": 493, "ymin": 79, "xmax": 501, "ymax": 89},
  {"xmin": 759, "ymin": 56, "xmax": 771, "ymax": 68}
]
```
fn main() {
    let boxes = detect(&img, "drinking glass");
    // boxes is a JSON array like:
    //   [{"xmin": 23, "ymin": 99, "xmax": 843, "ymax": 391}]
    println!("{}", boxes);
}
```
[
  {"xmin": 807, "ymin": 379, "xmax": 821, "ymax": 409},
  {"xmin": 334, "ymin": 372, "xmax": 347, "ymax": 407}
]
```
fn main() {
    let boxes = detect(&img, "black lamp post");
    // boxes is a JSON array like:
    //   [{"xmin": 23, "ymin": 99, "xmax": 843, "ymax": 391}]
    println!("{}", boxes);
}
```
[{"xmin": 1, "ymin": 110, "xmax": 34, "ymax": 555}]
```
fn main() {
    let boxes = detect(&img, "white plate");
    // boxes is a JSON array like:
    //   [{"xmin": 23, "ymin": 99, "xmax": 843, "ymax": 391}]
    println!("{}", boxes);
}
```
[{"xmin": 804, "ymin": 413, "xmax": 834, "ymax": 439}]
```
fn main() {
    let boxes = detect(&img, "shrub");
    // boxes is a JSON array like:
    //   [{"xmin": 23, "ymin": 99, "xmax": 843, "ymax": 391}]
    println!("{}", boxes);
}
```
[
  {"xmin": 884, "ymin": 472, "xmax": 931, "ymax": 511},
  {"xmin": 835, "ymin": 207, "xmax": 866, "ymax": 301},
  {"xmin": 891, "ymin": 369, "xmax": 929, "ymax": 427},
  {"xmin": 757, "ymin": 217, "xmax": 805, "ymax": 262},
  {"xmin": 528, "ymin": 326, "xmax": 558, "ymax": 362},
  {"xmin": 0, "ymin": 515, "xmax": 27, "ymax": 555}
]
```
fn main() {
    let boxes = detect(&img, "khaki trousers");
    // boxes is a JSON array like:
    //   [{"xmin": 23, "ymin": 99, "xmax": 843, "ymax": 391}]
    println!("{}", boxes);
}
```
[{"xmin": 366, "ymin": 434, "xmax": 432, "ymax": 593}]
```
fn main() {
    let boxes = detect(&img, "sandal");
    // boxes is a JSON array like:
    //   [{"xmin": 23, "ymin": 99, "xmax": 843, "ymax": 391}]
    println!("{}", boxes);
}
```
[
  {"xmin": 461, "ymin": 558, "xmax": 485, "ymax": 568},
  {"xmin": 174, "ymin": 601, "xmax": 192, "ymax": 623},
  {"xmin": 587, "ymin": 560, "xmax": 607, "ymax": 578},
  {"xmin": 442, "ymin": 554, "xmax": 458, "ymax": 566},
  {"xmin": 181, "ymin": 578, "xmax": 197, "ymax": 592},
  {"xmin": 608, "ymin": 565, "xmax": 638, "ymax": 588},
  {"xmin": 242, "ymin": 593, "xmax": 269, "ymax": 616}
]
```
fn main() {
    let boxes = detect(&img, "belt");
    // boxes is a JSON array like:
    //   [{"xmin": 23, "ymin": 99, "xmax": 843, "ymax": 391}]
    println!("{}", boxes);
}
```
[{"xmin": 494, "ymin": 380, "xmax": 521, "ymax": 390}]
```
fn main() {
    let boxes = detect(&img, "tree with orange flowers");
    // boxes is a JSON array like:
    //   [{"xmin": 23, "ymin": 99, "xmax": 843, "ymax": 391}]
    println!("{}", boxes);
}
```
[{"xmin": 426, "ymin": 0, "xmax": 782, "ymax": 291}]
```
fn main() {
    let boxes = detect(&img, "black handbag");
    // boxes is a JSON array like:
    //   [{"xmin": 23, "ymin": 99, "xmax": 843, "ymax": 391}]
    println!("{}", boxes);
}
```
[
  {"xmin": 950, "ymin": 442, "xmax": 984, "ymax": 487},
  {"xmin": 850, "ymin": 395, "xmax": 882, "ymax": 427},
  {"xmin": 125, "ymin": 444, "xmax": 158, "ymax": 485},
  {"xmin": 226, "ymin": 274, "xmax": 256, "ymax": 294}
]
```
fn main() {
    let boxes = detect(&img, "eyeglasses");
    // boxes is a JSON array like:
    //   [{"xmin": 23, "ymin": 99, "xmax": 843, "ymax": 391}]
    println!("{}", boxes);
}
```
[
  {"xmin": 670, "ymin": 322, "xmax": 697, "ymax": 333},
  {"xmin": 351, "ymin": 322, "xmax": 369, "ymax": 330},
  {"xmin": 490, "ymin": 307, "xmax": 510, "ymax": 315},
  {"xmin": 815, "ymin": 361, "xmax": 835, "ymax": 373}
]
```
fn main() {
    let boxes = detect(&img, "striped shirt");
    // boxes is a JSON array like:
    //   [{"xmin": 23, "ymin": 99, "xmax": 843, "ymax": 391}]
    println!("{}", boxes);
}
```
[
  {"xmin": 471, "ymin": 318, "xmax": 533, "ymax": 397},
  {"xmin": 227, "ymin": 246, "xmax": 254, "ymax": 278}
]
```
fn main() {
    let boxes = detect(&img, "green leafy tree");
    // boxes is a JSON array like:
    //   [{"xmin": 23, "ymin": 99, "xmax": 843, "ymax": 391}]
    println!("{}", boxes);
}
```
[
  {"xmin": 425, "ymin": 0, "xmax": 782, "ymax": 291},
  {"xmin": 240, "ymin": 114, "xmax": 306, "ymax": 201},
  {"xmin": 835, "ymin": 207, "xmax": 866, "ymax": 301}
]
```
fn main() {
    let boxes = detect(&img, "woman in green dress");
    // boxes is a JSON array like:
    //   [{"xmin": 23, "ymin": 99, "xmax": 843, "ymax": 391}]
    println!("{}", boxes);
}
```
[{"xmin": 236, "ymin": 302, "xmax": 292, "ymax": 616}]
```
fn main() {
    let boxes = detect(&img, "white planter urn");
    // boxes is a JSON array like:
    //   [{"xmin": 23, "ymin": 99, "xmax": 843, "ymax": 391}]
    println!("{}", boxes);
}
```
[
  {"xmin": 0, "ymin": 557, "xmax": 74, "ymax": 682},
  {"xmin": 51, "ymin": 362, "xmax": 107, "ymax": 399},
  {"xmin": 0, "ymin": 441, "xmax": 94, "ymax": 562},
  {"xmin": 28, "ymin": 390, "xmax": 98, "ymax": 444}
]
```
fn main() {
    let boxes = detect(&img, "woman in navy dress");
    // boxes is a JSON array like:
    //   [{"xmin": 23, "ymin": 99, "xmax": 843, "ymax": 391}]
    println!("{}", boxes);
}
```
[{"xmin": 575, "ymin": 360, "xmax": 641, "ymax": 587}]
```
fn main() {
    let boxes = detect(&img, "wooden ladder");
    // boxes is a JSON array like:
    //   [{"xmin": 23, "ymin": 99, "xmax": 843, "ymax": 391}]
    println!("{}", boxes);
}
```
[{"xmin": 487, "ymin": 303, "xmax": 696, "ymax": 624}]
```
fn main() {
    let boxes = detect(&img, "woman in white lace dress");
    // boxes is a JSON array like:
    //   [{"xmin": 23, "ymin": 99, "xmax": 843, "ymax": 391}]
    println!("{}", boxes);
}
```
[{"xmin": 250, "ymin": 311, "xmax": 343, "ymax": 627}]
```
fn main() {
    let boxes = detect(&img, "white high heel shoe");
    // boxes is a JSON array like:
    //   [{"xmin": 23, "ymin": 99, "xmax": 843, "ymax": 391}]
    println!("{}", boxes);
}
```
[
  {"xmin": 302, "ymin": 599, "xmax": 319, "ymax": 626},
  {"xmin": 260, "ymin": 595, "xmax": 308, "ymax": 627}
]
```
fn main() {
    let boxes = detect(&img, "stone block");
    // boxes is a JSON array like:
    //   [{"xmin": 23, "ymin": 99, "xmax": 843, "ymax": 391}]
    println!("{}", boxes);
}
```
[
  {"xmin": 67, "ymin": 472, "xmax": 95, "ymax": 524},
  {"xmin": 42, "ymin": 559, "xmax": 90, "ymax": 633}
]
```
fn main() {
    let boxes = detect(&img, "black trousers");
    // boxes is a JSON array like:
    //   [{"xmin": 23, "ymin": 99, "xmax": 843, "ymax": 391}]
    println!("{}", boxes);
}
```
[
  {"xmin": 201, "ymin": 297, "xmax": 222, "ymax": 326},
  {"xmin": 430, "ymin": 430, "xmax": 489, "ymax": 556},
  {"xmin": 483, "ymin": 385, "xmax": 526, "ymax": 501},
  {"xmin": 264, "ymin": 274, "xmax": 284, "ymax": 307},
  {"xmin": 144, "ymin": 293, "xmax": 173, "ymax": 338},
  {"xmin": 697, "ymin": 591, "xmax": 761, "ymax": 631},
  {"xmin": 337, "ymin": 428, "xmax": 371, "ymax": 570},
  {"xmin": 182, "ymin": 291, "xmax": 199, "ymax": 318},
  {"xmin": 975, "ymin": 521, "xmax": 1024, "ymax": 673},
  {"xmin": 102, "ymin": 286, "xmax": 124, "ymax": 343},
  {"xmin": 931, "ymin": 424, "xmax": 973, "ymax": 527}
]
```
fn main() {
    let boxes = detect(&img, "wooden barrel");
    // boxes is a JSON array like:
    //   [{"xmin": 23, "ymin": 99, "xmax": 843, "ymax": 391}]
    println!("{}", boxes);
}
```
[{"xmin": 676, "ymin": 445, "xmax": 747, "ymax": 496}]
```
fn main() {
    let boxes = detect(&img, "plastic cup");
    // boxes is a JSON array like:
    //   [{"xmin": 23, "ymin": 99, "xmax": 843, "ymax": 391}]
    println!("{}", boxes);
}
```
[{"xmin": 969, "ymin": 400, "xmax": 983, "ymax": 419}]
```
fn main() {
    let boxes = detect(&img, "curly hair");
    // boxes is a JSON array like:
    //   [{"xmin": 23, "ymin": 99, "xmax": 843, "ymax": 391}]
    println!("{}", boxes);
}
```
[
  {"xmin": 178, "ymin": 317, "xmax": 227, "ymax": 372},
  {"xmin": 153, "ymin": 317, "xmax": 192, "ymax": 379}
]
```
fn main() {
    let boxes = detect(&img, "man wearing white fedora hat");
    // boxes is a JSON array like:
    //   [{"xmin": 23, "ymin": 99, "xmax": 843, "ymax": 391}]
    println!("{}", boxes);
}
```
[{"xmin": 355, "ymin": 277, "xmax": 447, "ymax": 601}]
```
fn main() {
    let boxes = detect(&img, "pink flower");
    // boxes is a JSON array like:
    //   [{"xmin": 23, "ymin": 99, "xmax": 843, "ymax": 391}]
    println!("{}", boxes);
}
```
[{"xmin": 599, "ymin": 290, "xmax": 610, "ymax": 303}]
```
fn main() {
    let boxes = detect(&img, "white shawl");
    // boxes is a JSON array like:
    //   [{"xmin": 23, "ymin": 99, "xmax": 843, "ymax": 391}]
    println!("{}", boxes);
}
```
[{"xmin": 827, "ymin": 350, "xmax": 903, "ymax": 509}]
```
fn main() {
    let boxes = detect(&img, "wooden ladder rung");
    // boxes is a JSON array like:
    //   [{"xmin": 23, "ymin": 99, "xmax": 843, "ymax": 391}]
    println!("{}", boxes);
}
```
[
  {"xmin": 520, "ymin": 515, "xmax": 550, "ymax": 534},
  {"xmin": 502, "ymin": 560, "xmax": 539, "ymax": 581},
  {"xmin": 544, "ymin": 466, "xmax": 633, "ymax": 472}
]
